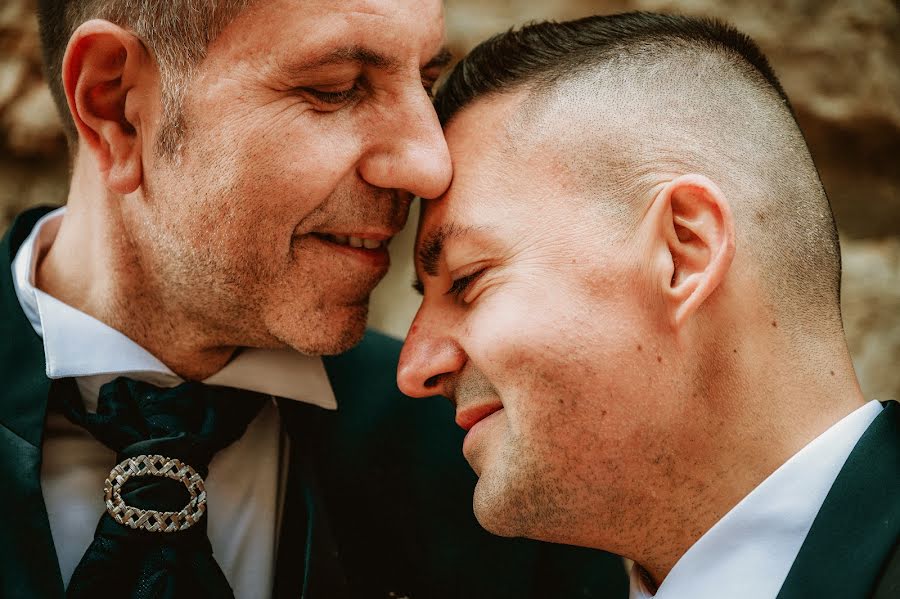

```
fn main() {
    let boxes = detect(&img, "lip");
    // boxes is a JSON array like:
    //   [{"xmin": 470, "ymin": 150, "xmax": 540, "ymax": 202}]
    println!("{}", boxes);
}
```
[
  {"xmin": 303, "ymin": 233, "xmax": 392, "ymax": 269},
  {"xmin": 461, "ymin": 405, "xmax": 504, "ymax": 460},
  {"xmin": 456, "ymin": 402, "xmax": 504, "ymax": 432},
  {"xmin": 313, "ymin": 230, "xmax": 396, "ymax": 242}
]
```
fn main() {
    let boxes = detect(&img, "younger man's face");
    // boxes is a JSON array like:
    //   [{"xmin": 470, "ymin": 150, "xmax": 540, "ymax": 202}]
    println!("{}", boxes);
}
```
[{"xmin": 398, "ymin": 93, "xmax": 672, "ymax": 545}]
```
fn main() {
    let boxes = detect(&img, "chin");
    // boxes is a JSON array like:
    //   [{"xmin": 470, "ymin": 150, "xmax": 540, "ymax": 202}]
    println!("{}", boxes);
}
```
[
  {"xmin": 471, "ymin": 479, "xmax": 524, "ymax": 539},
  {"xmin": 270, "ymin": 303, "xmax": 369, "ymax": 356},
  {"xmin": 472, "ymin": 461, "xmax": 575, "ymax": 544}
]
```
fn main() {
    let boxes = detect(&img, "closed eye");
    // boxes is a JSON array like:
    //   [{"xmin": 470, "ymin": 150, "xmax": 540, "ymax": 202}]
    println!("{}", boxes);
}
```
[
  {"xmin": 297, "ymin": 80, "xmax": 365, "ymax": 107},
  {"xmin": 304, "ymin": 87, "xmax": 360, "ymax": 104},
  {"xmin": 446, "ymin": 269, "xmax": 485, "ymax": 299}
]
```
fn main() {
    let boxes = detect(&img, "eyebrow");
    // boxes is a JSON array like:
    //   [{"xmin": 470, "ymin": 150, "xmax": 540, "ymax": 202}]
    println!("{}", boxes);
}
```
[
  {"xmin": 294, "ymin": 45, "xmax": 399, "ymax": 72},
  {"xmin": 287, "ymin": 45, "xmax": 451, "ymax": 75},
  {"xmin": 419, "ymin": 223, "xmax": 467, "ymax": 276},
  {"xmin": 412, "ymin": 223, "xmax": 480, "ymax": 295}
]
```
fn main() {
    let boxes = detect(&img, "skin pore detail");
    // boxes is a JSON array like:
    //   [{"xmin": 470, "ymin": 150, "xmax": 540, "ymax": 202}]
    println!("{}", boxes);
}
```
[
  {"xmin": 38, "ymin": 0, "xmax": 452, "ymax": 380},
  {"xmin": 398, "ymin": 82, "xmax": 865, "ymax": 585}
]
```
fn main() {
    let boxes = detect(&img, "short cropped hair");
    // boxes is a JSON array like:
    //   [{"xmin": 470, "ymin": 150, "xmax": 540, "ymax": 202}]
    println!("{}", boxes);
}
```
[
  {"xmin": 434, "ymin": 12, "xmax": 843, "ymax": 332},
  {"xmin": 37, "ymin": 0, "xmax": 252, "ymax": 155}
]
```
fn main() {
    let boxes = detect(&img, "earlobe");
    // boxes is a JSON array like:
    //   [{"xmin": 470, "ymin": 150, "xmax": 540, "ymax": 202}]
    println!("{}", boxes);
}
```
[
  {"xmin": 654, "ymin": 174, "xmax": 736, "ymax": 329},
  {"xmin": 63, "ymin": 20, "xmax": 150, "ymax": 194}
]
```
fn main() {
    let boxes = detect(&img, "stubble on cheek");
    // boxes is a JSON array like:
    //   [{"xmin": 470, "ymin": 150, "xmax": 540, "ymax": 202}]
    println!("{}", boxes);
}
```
[
  {"xmin": 474, "ymin": 323, "xmax": 656, "ymax": 547},
  {"xmin": 470, "ymin": 343, "xmax": 588, "ymax": 536},
  {"xmin": 258, "ymin": 249, "xmax": 374, "ymax": 354}
]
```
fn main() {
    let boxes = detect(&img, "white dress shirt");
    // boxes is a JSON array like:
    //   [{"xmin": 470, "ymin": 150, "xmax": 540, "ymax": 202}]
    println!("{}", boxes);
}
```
[
  {"xmin": 12, "ymin": 207, "xmax": 338, "ymax": 599},
  {"xmin": 629, "ymin": 400, "xmax": 884, "ymax": 599}
]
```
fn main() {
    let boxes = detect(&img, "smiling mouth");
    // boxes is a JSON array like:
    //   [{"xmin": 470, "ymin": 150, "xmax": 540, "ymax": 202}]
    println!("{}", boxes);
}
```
[
  {"xmin": 312, "ymin": 232, "xmax": 389, "ymax": 249},
  {"xmin": 456, "ymin": 403, "xmax": 504, "ymax": 431}
]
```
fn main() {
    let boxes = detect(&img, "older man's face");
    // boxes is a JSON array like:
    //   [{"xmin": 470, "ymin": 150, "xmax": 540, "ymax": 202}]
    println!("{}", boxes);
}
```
[
  {"xmin": 398, "ymin": 93, "xmax": 669, "ymax": 544},
  {"xmin": 138, "ymin": 0, "xmax": 451, "ymax": 354}
]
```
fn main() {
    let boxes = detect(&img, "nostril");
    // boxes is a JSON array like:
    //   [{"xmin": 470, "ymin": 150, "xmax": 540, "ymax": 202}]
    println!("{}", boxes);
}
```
[{"xmin": 424, "ymin": 374, "xmax": 441, "ymax": 389}]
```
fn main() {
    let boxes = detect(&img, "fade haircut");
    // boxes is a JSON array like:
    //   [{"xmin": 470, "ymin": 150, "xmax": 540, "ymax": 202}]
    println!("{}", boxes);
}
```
[
  {"xmin": 37, "ymin": 0, "xmax": 254, "ymax": 156},
  {"xmin": 434, "ymin": 12, "xmax": 843, "ymax": 333}
]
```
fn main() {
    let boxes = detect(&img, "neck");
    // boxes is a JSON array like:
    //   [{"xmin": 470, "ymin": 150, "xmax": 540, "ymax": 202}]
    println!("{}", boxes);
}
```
[
  {"xmin": 36, "ymin": 157, "xmax": 236, "ymax": 380},
  {"xmin": 628, "ymin": 327, "xmax": 866, "ymax": 587}
]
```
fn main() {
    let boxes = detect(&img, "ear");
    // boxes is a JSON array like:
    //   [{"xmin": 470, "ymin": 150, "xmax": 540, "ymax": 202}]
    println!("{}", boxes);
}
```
[
  {"xmin": 62, "ymin": 19, "xmax": 154, "ymax": 194},
  {"xmin": 650, "ymin": 174, "xmax": 736, "ymax": 329}
]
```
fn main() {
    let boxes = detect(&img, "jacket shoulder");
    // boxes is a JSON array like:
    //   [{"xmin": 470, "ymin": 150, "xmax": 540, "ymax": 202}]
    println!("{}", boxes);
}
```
[
  {"xmin": 3, "ymin": 205, "xmax": 59, "ymax": 260},
  {"xmin": 322, "ymin": 329, "xmax": 405, "ymax": 409},
  {"xmin": 326, "ymin": 328, "xmax": 402, "ymax": 374}
]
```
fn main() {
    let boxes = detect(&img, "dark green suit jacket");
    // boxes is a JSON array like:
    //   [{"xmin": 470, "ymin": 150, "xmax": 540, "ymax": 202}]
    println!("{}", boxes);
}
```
[
  {"xmin": 776, "ymin": 400, "xmax": 899, "ymax": 599},
  {"xmin": 0, "ymin": 207, "xmax": 628, "ymax": 598}
]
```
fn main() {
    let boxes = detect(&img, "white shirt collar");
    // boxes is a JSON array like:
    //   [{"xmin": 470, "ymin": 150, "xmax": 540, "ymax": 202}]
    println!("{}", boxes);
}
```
[
  {"xmin": 630, "ymin": 399, "xmax": 884, "ymax": 599},
  {"xmin": 12, "ymin": 207, "xmax": 337, "ymax": 411}
]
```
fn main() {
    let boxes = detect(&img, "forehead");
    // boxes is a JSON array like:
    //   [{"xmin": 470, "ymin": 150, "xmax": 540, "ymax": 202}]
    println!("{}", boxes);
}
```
[
  {"xmin": 419, "ymin": 91, "xmax": 558, "ymax": 234},
  {"xmin": 208, "ymin": 0, "xmax": 445, "ymax": 67}
]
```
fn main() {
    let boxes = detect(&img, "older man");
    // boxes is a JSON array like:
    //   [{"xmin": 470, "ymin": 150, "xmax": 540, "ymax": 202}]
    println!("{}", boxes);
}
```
[
  {"xmin": 0, "ymin": 1, "xmax": 627, "ymax": 597},
  {"xmin": 399, "ymin": 12, "xmax": 898, "ymax": 599}
]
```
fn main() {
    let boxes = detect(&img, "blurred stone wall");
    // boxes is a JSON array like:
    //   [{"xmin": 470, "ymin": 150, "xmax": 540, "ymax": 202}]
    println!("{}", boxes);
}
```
[
  {"xmin": 1, "ymin": 0, "xmax": 898, "ymax": 399},
  {"xmin": 0, "ymin": 0, "xmax": 69, "ymax": 224}
]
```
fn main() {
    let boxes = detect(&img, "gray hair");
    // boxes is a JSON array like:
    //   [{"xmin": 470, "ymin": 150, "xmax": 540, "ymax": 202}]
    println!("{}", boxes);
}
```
[{"xmin": 38, "ymin": 0, "xmax": 254, "ymax": 156}]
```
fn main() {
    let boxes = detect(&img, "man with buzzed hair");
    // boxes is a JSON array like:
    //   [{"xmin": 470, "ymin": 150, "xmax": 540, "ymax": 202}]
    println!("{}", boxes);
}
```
[
  {"xmin": 0, "ymin": 1, "xmax": 627, "ymax": 597},
  {"xmin": 400, "ymin": 12, "xmax": 898, "ymax": 599}
]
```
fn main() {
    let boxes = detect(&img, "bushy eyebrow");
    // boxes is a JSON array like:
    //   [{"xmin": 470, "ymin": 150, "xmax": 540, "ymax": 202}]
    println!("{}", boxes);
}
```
[
  {"xmin": 419, "ymin": 223, "xmax": 468, "ymax": 277},
  {"xmin": 412, "ymin": 223, "xmax": 483, "ymax": 294}
]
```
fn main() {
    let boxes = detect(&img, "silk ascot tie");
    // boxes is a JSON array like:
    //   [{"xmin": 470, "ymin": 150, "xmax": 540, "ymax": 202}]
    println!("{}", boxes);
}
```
[{"xmin": 54, "ymin": 376, "xmax": 267, "ymax": 598}]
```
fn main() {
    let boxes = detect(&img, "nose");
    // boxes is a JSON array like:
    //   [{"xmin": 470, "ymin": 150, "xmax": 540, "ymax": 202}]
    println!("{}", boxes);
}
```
[
  {"xmin": 398, "ymin": 310, "xmax": 466, "ymax": 399},
  {"xmin": 358, "ymin": 85, "xmax": 453, "ymax": 200}
]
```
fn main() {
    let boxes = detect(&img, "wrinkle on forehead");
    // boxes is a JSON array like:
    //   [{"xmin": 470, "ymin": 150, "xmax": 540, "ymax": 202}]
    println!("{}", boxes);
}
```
[{"xmin": 347, "ymin": 0, "xmax": 443, "ymax": 22}]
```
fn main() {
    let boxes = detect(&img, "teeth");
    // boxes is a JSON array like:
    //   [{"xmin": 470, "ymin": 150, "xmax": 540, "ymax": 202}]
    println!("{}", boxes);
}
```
[{"xmin": 322, "ymin": 233, "xmax": 385, "ymax": 249}]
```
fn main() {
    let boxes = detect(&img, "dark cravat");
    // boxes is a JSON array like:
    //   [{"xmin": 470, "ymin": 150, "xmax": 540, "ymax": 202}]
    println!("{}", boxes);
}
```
[
  {"xmin": 274, "ymin": 398, "xmax": 350, "ymax": 599},
  {"xmin": 52, "ymin": 376, "xmax": 266, "ymax": 599}
]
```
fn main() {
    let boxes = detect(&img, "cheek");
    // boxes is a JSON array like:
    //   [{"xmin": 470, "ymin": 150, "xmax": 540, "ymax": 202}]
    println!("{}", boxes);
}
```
[
  {"xmin": 467, "ymin": 285, "xmax": 654, "ymax": 440},
  {"xmin": 185, "ymin": 91, "xmax": 362, "ymax": 209}
]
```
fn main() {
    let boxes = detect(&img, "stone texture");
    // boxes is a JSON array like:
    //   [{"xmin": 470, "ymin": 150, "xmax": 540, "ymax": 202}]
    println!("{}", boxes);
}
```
[
  {"xmin": 0, "ymin": 0, "xmax": 897, "ymax": 399},
  {"xmin": 841, "ymin": 237, "xmax": 900, "ymax": 401},
  {"xmin": 0, "ymin": 0, "xmax": 65, "ymax": 159},
  {"xmin": 3, "ymin": 83, "xmax": 65, "ymax": 156}
]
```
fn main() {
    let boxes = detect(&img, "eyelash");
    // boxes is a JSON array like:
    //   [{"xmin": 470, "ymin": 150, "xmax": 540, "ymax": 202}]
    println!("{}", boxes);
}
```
[
  {"xmin": 304, "ymin": 78, "xmax": 439, "ymax": 105},
  {"xmin": 447, "ymin": 270, "xmax": 484, "ymax": 299},
  {"xmin": 303, "ymin": 85, "xmax": 361, "ymax": 105}
]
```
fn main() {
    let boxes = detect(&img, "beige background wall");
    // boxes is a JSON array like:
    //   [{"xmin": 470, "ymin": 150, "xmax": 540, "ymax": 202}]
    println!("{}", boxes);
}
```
[{"xmin": 2, "ymin": 0, "xmax": 898, "ymax": 399}]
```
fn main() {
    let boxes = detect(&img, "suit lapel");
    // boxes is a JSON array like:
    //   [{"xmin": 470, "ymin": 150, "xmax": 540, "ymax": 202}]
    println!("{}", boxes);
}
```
[
  {"xmin": 872, "ymin": 539, "xmax": 900, "ymax": 599},
  {"xmin": 777, "ymin": 401, "xmax": 900, "ymax": 599},
  {"xmin": 0, "ymin": 207, "xmax": 64, "ymax": 597},
  {"xmin": 274, "ymin": 397, "xmax": 350, "ymax": 599}
]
